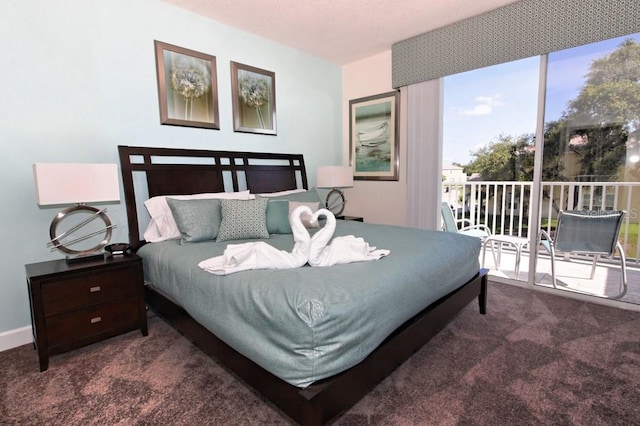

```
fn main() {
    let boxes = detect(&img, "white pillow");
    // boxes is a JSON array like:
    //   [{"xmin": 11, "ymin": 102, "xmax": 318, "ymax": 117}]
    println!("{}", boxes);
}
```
[
  {"xmin": 143, "ymin": 218, "xmax": 164, "ymax": 242},
  {"xmin": 256, "ymin": 188, "xmax": 307, "ymax": 197},
  {"xmin": 143, "ymin": 191, "xmax": 252, "ymax": 242}
]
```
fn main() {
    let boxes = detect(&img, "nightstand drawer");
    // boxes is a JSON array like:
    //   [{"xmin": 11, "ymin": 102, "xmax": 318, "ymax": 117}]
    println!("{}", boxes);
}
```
[
  {"xmin": 46, "ymin": 299, "xmax": 140, "ymax": 348},
  {"xmin": 41, "ymin": 267, "xmax": 137, "ymax": 316}
]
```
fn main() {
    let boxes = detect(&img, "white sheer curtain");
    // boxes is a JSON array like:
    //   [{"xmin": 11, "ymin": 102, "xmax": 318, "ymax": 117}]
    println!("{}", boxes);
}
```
[{"xmin": 404, "ymin": 79, "xmax": 443, "ymax": 230}]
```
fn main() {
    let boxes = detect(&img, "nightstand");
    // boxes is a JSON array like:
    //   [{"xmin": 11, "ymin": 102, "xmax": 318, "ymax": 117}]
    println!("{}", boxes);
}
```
[
  {"xmin": 25, "ymin": 254, "xmax": 147, "ymax": 371},
  {"xmin": 336, "ymin": 215, "xmax": 364, "ymax": 222}
]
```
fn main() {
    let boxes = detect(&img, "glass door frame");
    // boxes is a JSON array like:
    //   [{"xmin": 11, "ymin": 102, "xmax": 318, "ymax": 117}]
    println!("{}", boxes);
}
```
[{"xmin": 524, "ymin": 54, "xmax": 548, "ymax": 287}]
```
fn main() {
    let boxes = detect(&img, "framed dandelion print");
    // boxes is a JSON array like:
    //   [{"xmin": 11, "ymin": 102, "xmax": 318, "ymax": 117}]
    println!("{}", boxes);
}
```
[
  {"xmin": 349, "ymin": 91, "xmax": 399, "ymax": 181},
  {"xmin": 231, "ymin": 61, "xmax": 277, "ymax": 135},
  {"xmin": 154, "ymin": 40, "xmax": 220, "ymax": 129}
]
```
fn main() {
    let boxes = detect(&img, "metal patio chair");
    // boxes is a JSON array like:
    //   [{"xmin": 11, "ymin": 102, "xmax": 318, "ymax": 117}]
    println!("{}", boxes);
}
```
[
  {"xmin": 441, "ymin": 202, "xmax": 491, "ymax": 239},
  {"xmin": 537, "ymin": 210, "xmax": 627, "ymax": 299}
]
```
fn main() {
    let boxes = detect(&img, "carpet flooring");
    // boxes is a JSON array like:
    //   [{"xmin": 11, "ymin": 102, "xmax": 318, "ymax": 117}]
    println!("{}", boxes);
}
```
[{"xmin": 1, "ymin": 281, "xmax": 639, "ymax": 425}]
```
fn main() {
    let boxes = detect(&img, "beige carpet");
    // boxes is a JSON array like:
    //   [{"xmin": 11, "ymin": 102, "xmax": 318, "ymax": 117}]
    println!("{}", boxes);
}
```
[{"xmin": 2, "ymin": 282, "xmax": 640, "ymax": 425}]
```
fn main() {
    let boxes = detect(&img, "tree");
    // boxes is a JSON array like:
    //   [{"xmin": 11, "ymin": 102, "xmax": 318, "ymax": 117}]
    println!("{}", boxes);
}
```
[
  {"xmin": 563, "ymin": 38, "xmax": 640, "ymax": 181},
  {"xmin": 567, "ymin": 39, "xmax": 640, "ymax": 130},
  {"xmin": 541, "ymin": 119, "xmax": 568, "ymax": 181},
  {"xmin": 568, "ymin": 125, "xmax": 629, "ymax": 181},
  {"xmin": 465, "ymin": 134, "xmax": 535, "ymax": 181}
]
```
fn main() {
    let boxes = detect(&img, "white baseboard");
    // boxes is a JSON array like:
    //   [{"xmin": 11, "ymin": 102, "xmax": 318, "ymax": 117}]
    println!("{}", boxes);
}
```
[{"xmin": 0, "ymin": 326, "xmax": 33, "ymax": 352}]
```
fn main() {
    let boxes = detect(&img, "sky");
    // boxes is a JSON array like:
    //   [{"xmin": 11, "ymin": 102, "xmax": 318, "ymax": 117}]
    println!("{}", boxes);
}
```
[{"xmin": 442, "ymin": 32, "xmax": 640, "ymax": 167}]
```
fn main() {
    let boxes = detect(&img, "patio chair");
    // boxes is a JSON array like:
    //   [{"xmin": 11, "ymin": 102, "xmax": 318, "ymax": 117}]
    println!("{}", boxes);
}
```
[
  {"xmin": 441, "ymin": 202, "xmax": 491, "ymax": 239},
  {"xmin": 537, "ymin": 210, "xmax": 627, "ymax": 299}
]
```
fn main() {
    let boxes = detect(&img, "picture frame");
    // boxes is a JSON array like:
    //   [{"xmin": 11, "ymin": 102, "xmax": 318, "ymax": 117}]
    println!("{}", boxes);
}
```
[
  {"xmin": 154, "ymin": 40, "xmax": 220, "ymax": 129},
  {"xmin": 230, "ymin": 61, "xmax": 277, "ymax": 135},
  {"xmin": 349, "ymin": 91, "xmax": 399, "ymax": 181}
]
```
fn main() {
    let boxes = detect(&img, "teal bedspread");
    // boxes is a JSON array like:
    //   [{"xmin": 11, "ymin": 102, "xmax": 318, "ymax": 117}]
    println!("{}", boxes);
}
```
[{"xmin": 138, "ymin": 221, "xmax": 480, "ymax": 388}]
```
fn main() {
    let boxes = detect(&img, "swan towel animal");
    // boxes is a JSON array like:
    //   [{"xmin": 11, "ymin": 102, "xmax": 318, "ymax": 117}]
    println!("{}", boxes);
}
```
[
  {"xmin": 198, "ymin": 206, "xmax": 389, "ymax": 275},
  {"xmin": 307, "ymin": 207, "xmax": 389, "ymax": 267},
  {"xmin": 198, "ymin": 205, "xmax": 311, "ymax": 275}
]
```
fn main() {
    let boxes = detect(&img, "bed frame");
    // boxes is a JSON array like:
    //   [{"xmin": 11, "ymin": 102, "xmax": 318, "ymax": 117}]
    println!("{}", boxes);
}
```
[{"xmin": 118, "ymin": 145, "xmax": 488, "ymax": 425}]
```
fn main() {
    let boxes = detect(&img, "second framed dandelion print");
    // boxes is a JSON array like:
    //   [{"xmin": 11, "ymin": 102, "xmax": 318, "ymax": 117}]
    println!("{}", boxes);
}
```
[
  {"xmin": 154, "ymin": 40, "xmax": 220, "ymax": 129},
  {"xmin": 231, "ymin": 61, "xmax": 277, "ymax": 135}
]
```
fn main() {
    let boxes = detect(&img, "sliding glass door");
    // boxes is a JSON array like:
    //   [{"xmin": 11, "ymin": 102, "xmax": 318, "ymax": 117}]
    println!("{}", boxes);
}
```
[
  {"xmin": 442, "ymin": 32, "xmax": 640, "ymax": 304},
  {"xmin": 537, "ymin": 35, "xmax": 640, "ymax": 302}
]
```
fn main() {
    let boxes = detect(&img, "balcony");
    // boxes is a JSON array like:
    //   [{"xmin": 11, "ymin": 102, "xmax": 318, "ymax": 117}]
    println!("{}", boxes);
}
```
[
  {"xmin": 443, "ymin": 180, "xmax": 640, "ymax": 305},
  {"xmin": 482, "ymin": 247, "xmax": 640, "ymax": 304}
]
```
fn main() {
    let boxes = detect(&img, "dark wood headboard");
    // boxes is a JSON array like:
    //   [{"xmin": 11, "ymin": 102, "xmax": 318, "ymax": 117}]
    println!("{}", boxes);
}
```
[{"xmin": 117, "ymin": 145, "xmax": 308, "ymax": 248}]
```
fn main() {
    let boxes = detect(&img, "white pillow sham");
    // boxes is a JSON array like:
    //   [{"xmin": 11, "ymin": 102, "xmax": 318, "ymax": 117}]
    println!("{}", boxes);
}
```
[
  {"xmin": 255, "ymin": 188, "xmax": 307, "ymax": 197},
  {"xmin": 143, "ymin": 191, "xmax": 251, "ymax": 242}
]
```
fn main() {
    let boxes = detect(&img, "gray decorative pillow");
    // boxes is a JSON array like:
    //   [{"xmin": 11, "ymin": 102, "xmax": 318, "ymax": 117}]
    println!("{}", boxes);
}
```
[
  {"xmin": 217, "ymin": 198, "xmax": 270, "ymax": 242},
  {"xmin": 266, "ymin": 200, "xmax": 292, "ymax": 234},
  {"xmin": 166, "ymin": 198, "xmax": 222, "ymax": 243}
]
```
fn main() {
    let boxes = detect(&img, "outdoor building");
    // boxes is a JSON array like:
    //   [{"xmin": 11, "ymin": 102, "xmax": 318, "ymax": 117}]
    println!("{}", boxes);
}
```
[{"xmin": 442, "ymin": 163, "xmax": 467, "ymax": 214}]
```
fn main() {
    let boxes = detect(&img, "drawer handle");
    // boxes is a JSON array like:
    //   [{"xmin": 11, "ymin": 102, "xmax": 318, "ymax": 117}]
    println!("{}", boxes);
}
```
[
  {"xmin": 90, "ymin": 286, "xmax": 101, "ymax": 293},
  {"xmin": 90, "ymin": 316, "xmax": 102, "ymax": 324}
]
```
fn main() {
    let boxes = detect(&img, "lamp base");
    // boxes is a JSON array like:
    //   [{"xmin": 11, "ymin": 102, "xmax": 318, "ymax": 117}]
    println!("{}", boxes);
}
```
[
  {"xmin": 48, "ymin": 204, "xmax": 115, "ymax": 258},
  {"xmin": 325, "ymin": 188, "xmax": 346, "ymax": 216}
]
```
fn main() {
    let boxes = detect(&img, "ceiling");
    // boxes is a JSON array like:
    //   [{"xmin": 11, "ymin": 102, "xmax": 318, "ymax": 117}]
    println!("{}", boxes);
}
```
[{"xmin": 165, "ymin": 0, "xmax": 520, "ymax": 65}]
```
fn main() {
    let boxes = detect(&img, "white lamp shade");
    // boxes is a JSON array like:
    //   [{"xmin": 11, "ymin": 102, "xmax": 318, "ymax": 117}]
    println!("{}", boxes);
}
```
[
  {"xmin": 33, "ymin": 163, "xmax": 120, "ymax": 205},
  {"xmin": 316, "ymin": 166, "xmax": 354, "ymax": 189}
]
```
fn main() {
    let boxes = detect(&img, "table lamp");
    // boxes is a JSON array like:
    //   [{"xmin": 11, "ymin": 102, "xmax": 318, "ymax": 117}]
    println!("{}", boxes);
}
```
[
  {"xmin": 33, "ymin": 163, "xmax": 120, "ymax": 262},
  {"xmin": 316, "ymin": 166, "xmax": 354, "ymax": 216}
]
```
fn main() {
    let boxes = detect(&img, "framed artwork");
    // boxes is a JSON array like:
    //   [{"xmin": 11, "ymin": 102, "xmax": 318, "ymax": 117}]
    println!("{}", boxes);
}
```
[
  {"xmin": 154, "ymin": 40, "xmax": 220, "ymax": 129},
  {"xmin": 230, "ymin": 61, "xmax": 277, "ymax": 135},
  {"xmin": 349, "ymin": 91, "xmax": 399, "ymax": 181}
]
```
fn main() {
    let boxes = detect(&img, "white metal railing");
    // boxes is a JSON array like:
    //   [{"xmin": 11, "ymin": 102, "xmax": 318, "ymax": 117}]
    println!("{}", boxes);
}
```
[{"xmin": 442, "ymin": 180, "xmax": 640, "ymax": 264}]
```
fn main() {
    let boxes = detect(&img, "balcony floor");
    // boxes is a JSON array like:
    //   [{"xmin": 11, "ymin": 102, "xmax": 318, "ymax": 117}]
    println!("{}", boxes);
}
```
[{"xmin": 481, "ymin": 248, "xmax": 640, "ymax": 305}]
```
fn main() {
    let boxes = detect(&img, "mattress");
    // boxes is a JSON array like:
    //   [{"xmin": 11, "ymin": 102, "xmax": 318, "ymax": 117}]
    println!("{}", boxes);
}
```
[{"xmin": 138, "ymin": 220, "xmax": 481, "ymax": 388}]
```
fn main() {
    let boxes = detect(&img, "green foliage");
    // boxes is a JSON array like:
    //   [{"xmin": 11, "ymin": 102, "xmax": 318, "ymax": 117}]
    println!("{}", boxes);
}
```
[
  {"xmin": 567, "ymin": 39, "xmax": 640, "ymax": 129},
  {"xmin": 541, "ymin": 119, "xmax": 568, "ymax": 181},
  {"xmin": 465, "ymin": 134, "xmax": 535, "ymax": 181},
  {"xmin": 574, "ymin": 125, "xmax": 628, "ymax": 181},
  {"xmin": 564, "ymin": 38, "xmax": 640, "ymax": 181}
]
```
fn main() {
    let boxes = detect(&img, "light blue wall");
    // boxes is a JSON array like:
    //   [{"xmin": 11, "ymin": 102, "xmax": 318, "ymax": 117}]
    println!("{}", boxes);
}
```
[{"xmin": 0, "ymin": 0, "xmax": 342, "ymax": 333}]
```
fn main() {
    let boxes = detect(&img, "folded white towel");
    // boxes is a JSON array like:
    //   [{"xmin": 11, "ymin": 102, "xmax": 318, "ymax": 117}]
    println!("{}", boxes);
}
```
[
  {"xmin": 308, "ymin": 208, "xmax": 337, "ymax": 264},
  {"xmin": 198, "ymin": 206, "xmax": 389, "ymax": 275},
  {"xmin": 307, "ymin": 209, "xmax": 390, "ymax": 267},
  {"xmin": 198, "ymin": 205, "xmax": 312, "ymax": 275},
  {"xmin": 309, "ymin": 235, "xmax": 390, "ymax": 267}
]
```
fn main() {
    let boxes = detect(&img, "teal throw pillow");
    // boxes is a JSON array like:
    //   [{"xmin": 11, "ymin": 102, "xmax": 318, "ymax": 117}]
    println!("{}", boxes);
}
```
[
  {"xmin": 217, "ymin": 198, "xmax": 270, "ymax": 242},
  {"xmin": 166, "ymin": 198, "xmax": 222, "ymax": 243},
  {"xmin": 266, "ymin": 200, "xmax": 292, "ymax": 234}
]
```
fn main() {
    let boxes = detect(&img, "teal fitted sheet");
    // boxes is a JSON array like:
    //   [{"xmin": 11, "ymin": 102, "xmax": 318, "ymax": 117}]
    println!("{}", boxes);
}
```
[{"xmin": 138, "ymin": 221, "xmax": 480, "ymax": 388}]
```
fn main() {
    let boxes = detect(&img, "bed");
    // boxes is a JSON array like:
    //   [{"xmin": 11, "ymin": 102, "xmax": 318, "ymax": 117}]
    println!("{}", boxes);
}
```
[{"xmin": 118, "ymin": 145, "xmax": 488, "ymax": 425}]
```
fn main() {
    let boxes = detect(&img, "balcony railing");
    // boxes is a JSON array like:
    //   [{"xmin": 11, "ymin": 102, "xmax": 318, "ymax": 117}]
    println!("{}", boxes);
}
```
[{"xmin": 442, "ymin": 180, "xmax": 640, "ymax": 264}]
